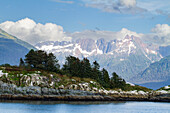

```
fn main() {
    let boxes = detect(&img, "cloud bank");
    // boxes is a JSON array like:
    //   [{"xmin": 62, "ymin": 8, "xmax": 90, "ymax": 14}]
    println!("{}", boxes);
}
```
[
  {"xmin": 0, "ymin": 18, "xmax": 169, "ymax": 46},
  {"xmin": 69, "ymin": 24, "xmax": 170, "ymax": 46},
  {"xmin": 140, "ymin": 24, "xmax": 170, "ymax": 46},
  {"xmin": 151, "ymin": 24, "xmax": 170, "ymax": 45},
  {"xmin": 0, "ymin": 18, "xmax": 72, "ymax": 45},
  {"xmin": 151, "ymin": 24, "xmax": 170, "ymax": 38},
  {"xmin": 81, "ymin": 0, "xmax": 170, "ymax": 18},
  {"xmin": 68, "ymin": 28, "xmax": 143, "ymax": 41}
]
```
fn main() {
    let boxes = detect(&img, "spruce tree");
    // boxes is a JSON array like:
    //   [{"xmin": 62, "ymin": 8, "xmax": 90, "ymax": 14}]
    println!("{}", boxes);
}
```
[
  {"xmin": 110, "ymin": 72, "xmax": 126, "ymax": 89},
  {"xmin": 25, "ymin": 49, "xmax": 60, "ymax": 72},
  {"xmin": 81, "ymin": 58, "xmax": 92, "ymax": 78},
  {"xmin": 101, "ymin": 68, "xmax": 110, "ymax": 88},
  {"xmin": 46, "ymin": 53, "xmax": 60, "ymax": 72},
  {"xmin": 19, "ymin": 58, "xmax": 25, "ymax": 67},
  {"xmin": 63, "ymin": 56, "xmax": 81, "ymax": 77},
  {"xmin": 92, "ymin": 61, "xmax": 101, "ymax": 81},
  {"xmin": 25, "ymin": 49, "xmax": 37, "ymax": 68}
]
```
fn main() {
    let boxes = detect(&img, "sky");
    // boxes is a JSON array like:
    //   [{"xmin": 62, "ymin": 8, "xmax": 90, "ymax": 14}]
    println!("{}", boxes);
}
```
[{"xmin": 0, "ymin": 0, "xmax": 169, "ymax": 45}]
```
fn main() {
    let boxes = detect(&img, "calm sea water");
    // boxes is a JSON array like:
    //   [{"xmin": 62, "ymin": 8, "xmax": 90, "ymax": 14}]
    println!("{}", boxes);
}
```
[{"xmin": 0, "ymin": 100, "xmax": 169, "ymax": 113}]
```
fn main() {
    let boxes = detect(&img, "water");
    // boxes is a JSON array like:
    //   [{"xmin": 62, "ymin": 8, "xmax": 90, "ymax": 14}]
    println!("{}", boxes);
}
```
[{"xmin": 0, "ymin": 100, "xmax": 169, "ymax": 113}]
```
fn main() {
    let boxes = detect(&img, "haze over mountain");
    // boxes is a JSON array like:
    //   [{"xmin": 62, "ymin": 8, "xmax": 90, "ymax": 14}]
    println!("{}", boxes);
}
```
[{"xmin": 0, "ymin": 28, "xmax": 36, "ymax": 65}]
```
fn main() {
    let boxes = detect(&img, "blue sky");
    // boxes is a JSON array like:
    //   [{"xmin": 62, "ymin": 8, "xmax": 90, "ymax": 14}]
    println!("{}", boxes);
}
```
[{"xmin": 0, "ymin": 0, "xmax": 169, "ymax": 33}]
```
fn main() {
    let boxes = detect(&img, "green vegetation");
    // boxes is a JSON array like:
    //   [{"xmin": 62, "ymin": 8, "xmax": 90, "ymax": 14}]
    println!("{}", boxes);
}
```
[
  {"xmin": 62, "ymin": 56, "xmax": 113, "ymax": 89},
  {"xmin": 110, "ymin": 72, "xmax": 126, "ymax": 90},
  {"xmin": 124, "ymin": 85, "xmax": 151, "ymax": 92},
  {"xmin": 24, "ymin": 49, "xmax": 60, "ymax": 72},
  {"xmin": 157, "ymin": 85, "xmax": 170, "ymax": 91},
  {"xmin": 0, "ymin": 49, "xmax": 151, "ymax": 91}
]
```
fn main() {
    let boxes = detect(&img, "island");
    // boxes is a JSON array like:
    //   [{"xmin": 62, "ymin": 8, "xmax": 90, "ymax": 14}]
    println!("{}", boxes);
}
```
[{"xmin": 0, "ymin": 50, "xmax": 169, "ymax": 102}]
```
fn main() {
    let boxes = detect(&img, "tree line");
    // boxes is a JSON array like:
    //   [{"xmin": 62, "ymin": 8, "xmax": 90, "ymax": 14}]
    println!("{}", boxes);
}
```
[{"xmin": 19, "ymin": 49, "xmax": 126, "ymax": 89}]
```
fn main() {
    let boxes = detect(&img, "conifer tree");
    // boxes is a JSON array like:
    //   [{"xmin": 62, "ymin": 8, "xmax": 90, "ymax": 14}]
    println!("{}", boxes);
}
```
[
  {"xmin": 25, "ymin": 49, "xmax": 37, "ymax": 68},
  {"xmin": 46, "ymin": 53, "xmax": 60, "ymax": 72},
  {"xmin": 92, "ymin": 61, "xmax": 101, "ymax": 80},
  {"xmin": 110, "ymin": 72, "xmax": 126, "ymax": 89},
  {"xmin": 63, "ymin": 56, "xmax": 81, "ymax": 77},
  {"xmin": 19, "ymin": 58, "xmax": 25, "ymax": 67},
  {"xmin": 80, "ymin": 58, "xmax": 92, "ymax": 78},
  {"xmin": 101, "ymin": 68, "xmax": 110, "ymax": 88},
  {"xmin": 25, "ymin": 49, "xmax": 60, "ymax": 72}
]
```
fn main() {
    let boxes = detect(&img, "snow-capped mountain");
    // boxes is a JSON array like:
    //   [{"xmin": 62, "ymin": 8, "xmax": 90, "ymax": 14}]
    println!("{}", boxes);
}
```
[
  {"xmin": 36, "ymin": 35, "xmax": 161, "ymax": 61},
  {"xmin": 35, "ymin": 35, "xmax": 162, "ymax": 81}
]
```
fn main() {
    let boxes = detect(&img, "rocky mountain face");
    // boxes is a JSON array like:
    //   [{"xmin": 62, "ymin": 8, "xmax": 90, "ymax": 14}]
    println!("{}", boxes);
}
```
[
  {"xmin": 0, "ymin": 29, "xmax": 36, "ymax": 65},
  {"xmin": 35, "ymin": 35, "xmax": 162, "ymax": 81},
  {"xmin": 131, "ymin": 55, "xmax": 170, "ymax": 89},
  {"xmin": 36, "ymin": 35, "xmax": 161, "ymax": 59}
]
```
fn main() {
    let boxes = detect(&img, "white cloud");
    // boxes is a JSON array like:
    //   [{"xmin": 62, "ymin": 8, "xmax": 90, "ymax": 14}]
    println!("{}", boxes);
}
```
[
  {"xmin": 138, "ymin": 0, "xmax": 170, "ymax": 12},
  {"xmin": 151, "ymin": 24, "xmax": 170, "ymax": 37},
  {"xmin": 51, "ymin": 0, "xmax": 74, "ymax": 4},
  {"xmin": 82, "ymin": 0, "xmax": 146, "ymax": 14},
  {"xmin": 82, "ymin": 0, "xmax": 170, "ymax": 16},
  {"xmin": 116, "ymin": 28, "xmax": 143, "ymax": 39},
  {"xmin": 0, "ymin": 18, "xmax": 72, "ymax": 45},
  {"xmin": 69, "ymin": 25, "xmax": 170, "ymax": 46},
  {"xmin": 68, "ymin": 28, "xmax": 143, "ymax": 41},
  {"xmin": 137, "ymin": 0, "xmax": 170, "ymax": 18},
  {"xmin": 0, "ymin": 18, "xmax": 169, "ymax": 46},
  {"xmin": 141, "ymin": 24, "xmax": 170, "ymax": 46},
  {"xmin": 119, "ymin": 0, "xmax": 136, "ymax": 8}
]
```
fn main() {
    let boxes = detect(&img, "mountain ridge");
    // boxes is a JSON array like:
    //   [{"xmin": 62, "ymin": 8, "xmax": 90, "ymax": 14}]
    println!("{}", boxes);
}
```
[
  {"xmin": 35, "ymin": 35, "xmax": 162, "ymax": 81},
  {"xmin": 0, "ymin": 28, "xmax": 36, "ymax": 65},
  {"xmin": 0, "ymin": 28, "xmax": 35, "ymax": 50},
  {"xmin": 131, "ymin": 55, "xmax": 170, "ymax": 88}
]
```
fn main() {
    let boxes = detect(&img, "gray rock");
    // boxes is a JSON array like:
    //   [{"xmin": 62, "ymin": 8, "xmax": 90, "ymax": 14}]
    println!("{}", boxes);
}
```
[
  {"xmin": 48, "ymin": 88, "xmax": 59, "ymax": 95},
  {"xmin": 15, "ymin": 87, "xmax": 26, "ymax": 94},
  {"xmin": 25, "ymin": 86, "xmax": 41, "ymax": 95},
  {"xmin": 42, "ymin": 87, "xmax": 49, "ymax": 95}
]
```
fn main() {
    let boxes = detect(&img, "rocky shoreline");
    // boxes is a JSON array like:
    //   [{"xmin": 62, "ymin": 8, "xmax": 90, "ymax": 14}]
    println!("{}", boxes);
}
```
[
  {"xmin": 0, "ymin": 81, "xmax": 169, "ymax": 102},
  {"xmin": 0, "ymin": 92, "xmax": 170, "ymax": 102}
]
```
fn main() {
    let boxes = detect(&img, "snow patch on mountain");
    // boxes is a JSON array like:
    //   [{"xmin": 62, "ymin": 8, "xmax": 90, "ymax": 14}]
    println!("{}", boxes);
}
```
[
  {"xmin": 35, "ymin": 35, "xmax": 161, "ymax": 62},
  {"xmin": 145, "ymin": 48, "xmax": 157, "ymax": 55},
  {"xmin": 120, "ymin": 59, "xmax": 125, "ymax": 61}
]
